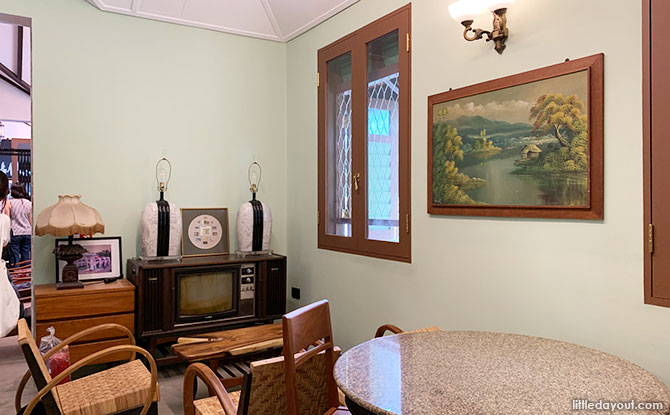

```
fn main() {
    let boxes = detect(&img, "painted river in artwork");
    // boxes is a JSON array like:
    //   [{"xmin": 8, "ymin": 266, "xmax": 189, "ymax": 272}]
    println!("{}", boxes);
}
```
[{"xmin": 460, "ymin": 153, "xmax": 588, "ymax": 206}]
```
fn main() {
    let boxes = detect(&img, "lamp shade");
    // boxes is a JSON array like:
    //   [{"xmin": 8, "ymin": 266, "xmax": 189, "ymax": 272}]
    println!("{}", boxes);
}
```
[
  {"xmin": 35, "ymin": 195, "xmax": 105, "ymax": 237},
  {"xmin": 449, "ymin": 0, "xmax": 486, "ymax": 23},
  {"xmin": 483, "ymin": 0, "xmax": 514, "ymax": 11}
]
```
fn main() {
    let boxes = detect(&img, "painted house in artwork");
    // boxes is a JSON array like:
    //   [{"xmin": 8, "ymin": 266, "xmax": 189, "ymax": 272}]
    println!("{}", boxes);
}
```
[{"xmin": 520, "ymin": 144, "xmax": 542, "ymax": 161}]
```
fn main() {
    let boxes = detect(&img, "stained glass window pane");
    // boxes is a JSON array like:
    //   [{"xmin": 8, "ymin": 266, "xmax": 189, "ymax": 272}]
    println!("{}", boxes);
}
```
[
  {"xmin": 326, "ymin": 52, "xmax": 352, "ymax": 237},
  {"xmin": 367, "ymin": 31, "xmax": 399, "ymax": 243}
]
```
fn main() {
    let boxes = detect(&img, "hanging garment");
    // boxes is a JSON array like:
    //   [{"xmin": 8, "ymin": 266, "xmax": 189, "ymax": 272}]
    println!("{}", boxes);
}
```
[{"xmin": 0, "ymin": 213, "xmax": 19, "ymax": 337}]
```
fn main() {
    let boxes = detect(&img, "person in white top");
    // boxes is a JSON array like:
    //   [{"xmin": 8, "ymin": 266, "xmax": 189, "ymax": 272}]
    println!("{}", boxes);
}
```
[
  {"xmin": 7, "ymin": 183, "xmax": 32, "ymax": 267},
  {"xmin": 0, "ymin": 171, "xmax": 19, "ymax": 337}
]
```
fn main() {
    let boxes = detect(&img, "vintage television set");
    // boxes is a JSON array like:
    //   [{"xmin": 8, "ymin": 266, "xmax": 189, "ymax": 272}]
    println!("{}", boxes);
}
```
[
  {"xmin": 127, "ymin": 254, "xmax": 286, "ymax": 344},
  {"xmin": 174, "ymin": 264, "xmax": 254, "ymax": 324}
]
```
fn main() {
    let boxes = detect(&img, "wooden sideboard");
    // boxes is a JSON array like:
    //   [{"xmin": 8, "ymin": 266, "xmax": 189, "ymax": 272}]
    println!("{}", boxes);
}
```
[{"xmin": 34, "ymin": 279, "xmax": 135, "ymax": 364}]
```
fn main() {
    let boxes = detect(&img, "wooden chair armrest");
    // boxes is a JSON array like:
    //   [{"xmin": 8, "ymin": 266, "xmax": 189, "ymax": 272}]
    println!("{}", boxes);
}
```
[
  {"xmin": 297, "ymin": 339, "xmax": 325, "ymax": 353},
  {"xmin": 374, "ymin": 324, "xmax": 404, "ymax": 338},
  {"xmin": 24, "ymin": 345, "xmax": 157, "ymax": 415},
  {"xmin": 43, "ymin": 323, "xmax": 136, "ymax": 361},
  {"xmin": 14, "ymin": 370, "xmax": 32, "ymax": 413},
  {"xmin": 295, "ymin": 341, "xmax": 333, "ymax": 367},
  {"xmin": 183, "ymin": 363, "xmax": 237, "ymax": 415}
]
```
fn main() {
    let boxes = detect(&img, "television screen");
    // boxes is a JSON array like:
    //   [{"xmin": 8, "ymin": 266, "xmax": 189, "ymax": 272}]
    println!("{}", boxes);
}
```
[{"xmin": 179, "ymin": 271, "xmax": 234, "ymax": 316}]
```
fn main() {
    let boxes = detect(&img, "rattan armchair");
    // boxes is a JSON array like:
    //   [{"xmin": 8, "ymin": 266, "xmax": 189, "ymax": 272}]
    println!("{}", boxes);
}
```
[
  {"xmin": 184, "ymin": 346, "xmax": 342, "ymax": 415},
  {"xmin": 15, "ymin": 319, "xmax": 159, "ymax": 415}
]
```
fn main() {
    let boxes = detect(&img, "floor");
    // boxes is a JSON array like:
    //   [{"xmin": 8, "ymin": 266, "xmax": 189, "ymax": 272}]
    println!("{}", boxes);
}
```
[{"xmin": 0, "ymin": 335, "xmax": 210, "ymax": 415}]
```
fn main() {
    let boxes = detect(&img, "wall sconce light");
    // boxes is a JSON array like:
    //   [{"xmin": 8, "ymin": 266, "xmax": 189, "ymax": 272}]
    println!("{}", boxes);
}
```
[{"xmin": 449, "ymin": 0, "xmax": 513, "ymax": 54}]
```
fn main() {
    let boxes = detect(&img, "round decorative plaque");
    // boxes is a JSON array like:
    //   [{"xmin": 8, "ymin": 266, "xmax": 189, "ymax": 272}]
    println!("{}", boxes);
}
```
[{"xmin": 187, "ymin": 214, "xmax": 223, "ymax": 250}]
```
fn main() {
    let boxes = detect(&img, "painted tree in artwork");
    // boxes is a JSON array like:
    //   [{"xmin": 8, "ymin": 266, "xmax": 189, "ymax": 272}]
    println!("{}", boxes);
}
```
[
  {"xmin": 527, "ymin": 93, "xmax": 589, "ymax": 173},
  {"xmin": 471, "ymin": 129, "xmax": 501, "ymax": 159},
  {"xmin": 432, "ymin": 122, "xmax": 484, "ymax": 204},
  {"xmin": 529, "ymin": 94, "xmax": 586, "ymax": 148}
]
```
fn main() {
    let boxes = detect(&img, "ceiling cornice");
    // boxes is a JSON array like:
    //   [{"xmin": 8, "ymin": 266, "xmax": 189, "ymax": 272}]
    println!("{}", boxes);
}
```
[
  {"xmin": 280, "ymin": 0, "xmax": 358, "ymax": 41},
  {"xmin": 259, "ymin": 0, "xmax": 284, "ymax": 40},
  {"xmin": 85, "ymin": 0, "xmax": 360, "ymax": 43}
]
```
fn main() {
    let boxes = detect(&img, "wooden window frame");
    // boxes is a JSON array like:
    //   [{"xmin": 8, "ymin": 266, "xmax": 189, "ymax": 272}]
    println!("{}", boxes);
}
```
[
  {"xmin": 317, "ymin": 4, "xmax": 412, "ymax": 263},
  {"xmin": 643, "ymin": 0, "xmax": 670, "ymax": 307}
]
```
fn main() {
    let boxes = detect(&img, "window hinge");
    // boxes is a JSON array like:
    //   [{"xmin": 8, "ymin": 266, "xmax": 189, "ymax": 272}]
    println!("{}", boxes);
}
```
[
  {"xmin": 317, "ymin": 72, "xmax": 320, "ymax": 87},
  {"xmin": 406, "ymin": 213, "xmax": 410, "ymax": 234},
  {"xmin": 406, "ymin": 33, "xmax": 410, "ymax": 52},
  {"xmin": 318, "ymin": 211, "xmax": 320, "ymax": 226},
  {"xmin": 649, "ymin": 223, "xmax": 654, "ymax": 254}
]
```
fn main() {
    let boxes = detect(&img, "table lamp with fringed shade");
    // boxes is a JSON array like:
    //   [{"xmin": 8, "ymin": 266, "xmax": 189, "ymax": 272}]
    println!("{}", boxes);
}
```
[{"xmin": 35, "ymin": 195, "xmax": 105, "ymax": 289}]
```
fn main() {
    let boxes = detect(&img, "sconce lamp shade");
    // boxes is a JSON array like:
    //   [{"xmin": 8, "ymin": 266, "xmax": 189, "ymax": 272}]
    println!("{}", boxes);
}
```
[
  {"xmin": 35, "ymin": 195, "xmax": 105, "ymax": 237},
  {"xmin": 483, "ymin": 0, "xmax": 514, "ymax": 11},
  {"xmin": 449, "ymin": 0, "xmax": 485, "ymax": 23}
]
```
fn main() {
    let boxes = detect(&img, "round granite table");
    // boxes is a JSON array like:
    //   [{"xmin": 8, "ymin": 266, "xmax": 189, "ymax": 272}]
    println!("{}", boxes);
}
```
[{"xmin": 334, "ymin": 331, "xmax": 670, "ymax": 415}]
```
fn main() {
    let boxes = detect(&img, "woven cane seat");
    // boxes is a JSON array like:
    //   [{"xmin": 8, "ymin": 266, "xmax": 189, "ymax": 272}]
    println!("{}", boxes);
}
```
[
  {"xmin": 55, "ymin": 359, "xmax": 160, "ymax": 415},
  {"xmin": 194, "ymin": 391, "xmax": 241, "ymax": 415}
]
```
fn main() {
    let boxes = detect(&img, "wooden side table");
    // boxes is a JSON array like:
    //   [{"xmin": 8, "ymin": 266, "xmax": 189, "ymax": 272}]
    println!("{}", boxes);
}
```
[
  {"xmin": 34, "ymin": 279, "xmax": 135, "ymax": 364},
  {"xmin": 172, "ymin": 323, "xmax": 283, "ymax": 388}
]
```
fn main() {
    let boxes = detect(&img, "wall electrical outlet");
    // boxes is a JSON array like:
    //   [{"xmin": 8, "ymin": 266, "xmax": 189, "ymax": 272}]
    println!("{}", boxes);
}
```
[{"xmin": 291, "ymin": 287, "xmax": 301, "ymax": 300}]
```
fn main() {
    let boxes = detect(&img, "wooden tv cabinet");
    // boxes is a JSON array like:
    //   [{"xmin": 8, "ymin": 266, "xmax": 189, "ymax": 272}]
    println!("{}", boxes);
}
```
[{"xmin": 126, "ymin": 254, "xmax": 287, "ymax": 364}]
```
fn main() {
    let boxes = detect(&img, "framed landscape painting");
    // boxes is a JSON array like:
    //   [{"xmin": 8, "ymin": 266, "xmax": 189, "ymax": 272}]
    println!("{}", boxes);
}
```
[{"xmin": 428, "ymin": 54, "xmax": 603, "ymax": 219}]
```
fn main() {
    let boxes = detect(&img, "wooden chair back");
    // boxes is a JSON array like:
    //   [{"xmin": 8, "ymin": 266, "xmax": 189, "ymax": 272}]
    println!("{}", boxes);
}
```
[
  {"xmin": 281, "ymin": 300, "xmax": 339, "ymax": 415},
  {"xmin": 246, "ymin": 347, "xmax": 341, "ymax": 415},
  {"xmin": 17, "ymin": 318, "xmax": 62, "ymax": 414}
]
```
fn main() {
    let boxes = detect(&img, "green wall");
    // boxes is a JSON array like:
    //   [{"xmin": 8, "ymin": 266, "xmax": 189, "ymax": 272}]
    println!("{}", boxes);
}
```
[
  {"xmin": 3, "ymin": 0, "xmax": 669, "ymax": 389},
  {"xmin": 0, "ymin": 0, "xmax": 287, "ymax": 285},
  {"xmin": 286, "ymin": 0, "xmax": 670, "ymax": 386}
]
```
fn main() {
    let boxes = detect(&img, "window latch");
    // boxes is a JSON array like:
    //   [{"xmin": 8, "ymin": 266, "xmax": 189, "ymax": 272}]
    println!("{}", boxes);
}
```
[{"xmin": 353, "ymin": 172, "xmax": 361, "ymax": 191}]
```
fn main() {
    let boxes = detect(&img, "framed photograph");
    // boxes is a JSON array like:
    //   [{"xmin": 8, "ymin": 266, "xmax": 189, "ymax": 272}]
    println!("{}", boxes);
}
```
[
  {"xmin": 181, "ymin": 208, "xmax": 230, "ymax": 257},
  {"xmin": 428, "ymin": 54, "xmax": 604, "ymax": 219},
  {"xmin": 55, "ymin": 236, "xmax": 122, "ymax": 282}
]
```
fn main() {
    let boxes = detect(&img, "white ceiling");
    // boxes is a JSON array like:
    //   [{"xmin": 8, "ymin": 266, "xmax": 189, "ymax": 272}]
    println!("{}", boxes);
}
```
[{"xmin": 86, "ymin": 0, "xmax": 361, "ymax": 42}]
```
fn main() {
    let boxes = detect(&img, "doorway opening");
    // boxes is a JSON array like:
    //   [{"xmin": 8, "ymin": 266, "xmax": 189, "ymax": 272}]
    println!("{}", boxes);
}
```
[{"xmin": 0, "ymin": 12, "xmax": 33, "ymax": 335}]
